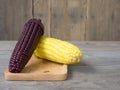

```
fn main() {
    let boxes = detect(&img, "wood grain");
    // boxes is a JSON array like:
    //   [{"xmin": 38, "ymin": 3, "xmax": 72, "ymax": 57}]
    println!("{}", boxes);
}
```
[
  {"xmin": 5, "ymin": 55, "xmax": 67, "ymax": 81},
  {"xmin": 33, "ymin": 0, "xmax": 51, "ymax": 36},
  {"xmin": 0, "ymin": 41, "xmax": 120, "ymax": 89},
  {"xmin": 0, "ymin": 0, "xmax": 32, "ymax": 40},
  {"xmin": 86, "ymin": 0, "xmax": 120, "ymax": 40},
  {"xmin": 0, "ymin": 0, "xmax": 120, "ymax": 41},
  {"xmin": 50, "ymin": 0, "xmax": 87, "ymax": 40}
]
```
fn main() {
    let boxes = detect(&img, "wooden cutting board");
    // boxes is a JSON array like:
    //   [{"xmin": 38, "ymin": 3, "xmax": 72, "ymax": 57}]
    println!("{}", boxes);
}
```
[{"xmin": 4, "ymin": 55, "xmax": 68, "ymax": 81}]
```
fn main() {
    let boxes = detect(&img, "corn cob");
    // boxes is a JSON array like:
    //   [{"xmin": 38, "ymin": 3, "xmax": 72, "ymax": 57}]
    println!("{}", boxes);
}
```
[
  {"xmin": 9, "ymin": 18, "xmax": 44, "ymax": 73},
  {"xmin": 34, "ymin": 36, "xmax": 83, "ymax": 64}
]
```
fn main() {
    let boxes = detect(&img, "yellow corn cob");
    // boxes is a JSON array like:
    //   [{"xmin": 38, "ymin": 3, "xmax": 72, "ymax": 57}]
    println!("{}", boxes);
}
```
[{"xmin": 34, "ymin": 36, "xmax": 83, "ymax": 64}]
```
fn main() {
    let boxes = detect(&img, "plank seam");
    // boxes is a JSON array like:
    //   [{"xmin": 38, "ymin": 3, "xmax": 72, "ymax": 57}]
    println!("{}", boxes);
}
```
[
  {"xmin": 49, "ymin": 0, "xmax": 51, "ymax": 37},
  {"xmin": 32, "ymin": 0, "xmax": 34, "ymax": 18},
  {"xmin": 50, "ymin": 0, "xmax": 52, "ymax": 37},
  {"xmin": 85, "ymin": 0, "xmax": 89, "ymax": 41}
]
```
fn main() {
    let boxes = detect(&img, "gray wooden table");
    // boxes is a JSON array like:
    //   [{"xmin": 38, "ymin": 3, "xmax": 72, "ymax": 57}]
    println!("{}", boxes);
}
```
[{"xmin": 0, "ymin": 41, "xmax": 120, "ymax": 90}]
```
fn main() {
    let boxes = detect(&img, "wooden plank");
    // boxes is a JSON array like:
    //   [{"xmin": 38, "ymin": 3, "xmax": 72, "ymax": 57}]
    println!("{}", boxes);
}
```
[
  {"xmin": 50, "ymin": 0, "xmax": 87, "ymax": 40},
  {"xmin": 0, "ymin": 41, "xmax": 16, "ymax": 50},
  {"xmin": 4, "ymin": 55, "xmax": 67, "ymax": 81},
  {"xmin": 0, "ymin": 0, "xmax": 5, "ymax": 40},
  {"xmin": 33, "ymin": 0, "xmax": 50, "ymax": 36},
  {"xmin": 86, "ymin": 0, "xmax": 120, "ymax": 40},
  {"xmin": 0, "ymin": 0, "xmax": 32, "ymax": 40}
]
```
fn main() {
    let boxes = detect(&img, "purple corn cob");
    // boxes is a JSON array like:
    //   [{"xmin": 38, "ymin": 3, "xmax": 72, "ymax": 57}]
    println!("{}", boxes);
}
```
[{"xmin": 9, "ymin": 18, "xmax": 44, "ymax": 73}]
